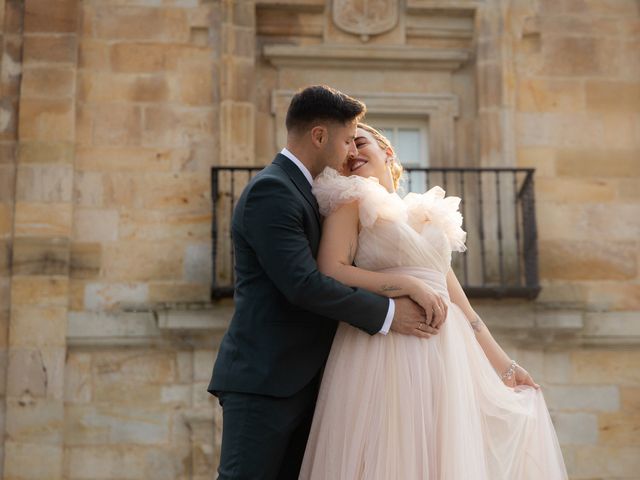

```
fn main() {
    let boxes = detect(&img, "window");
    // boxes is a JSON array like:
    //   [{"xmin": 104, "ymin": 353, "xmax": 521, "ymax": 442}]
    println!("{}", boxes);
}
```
[{"xmin": 364, "ymin": 116, "xmax": 429, "ymax": 193}]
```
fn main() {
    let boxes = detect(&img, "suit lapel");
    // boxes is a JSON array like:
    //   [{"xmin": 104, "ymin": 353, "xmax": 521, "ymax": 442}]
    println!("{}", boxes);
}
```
[{"xmin": 273, "ymin": 154, "xmax": 321, "ymax": 224}]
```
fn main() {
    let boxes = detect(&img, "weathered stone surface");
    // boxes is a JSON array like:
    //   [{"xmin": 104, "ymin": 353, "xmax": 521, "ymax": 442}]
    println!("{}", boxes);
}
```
[
  {"xmin": 73, "ymin": 208, "xmax": 119, "ymax": 242},
  {"xmin": 10, "ymin": 276, "xmax": 69, "ymax": 307},
  {"xmin": 539, "ymin": 239, "xmax": 637, "ymax": 281},
  {"xmin": 517, "ymin": 78, "xmax": 584, "ymax": 113},
  {"xmin": 14, "ymin": 202, "xmax": 73, "ymax": 237},
  {"xmin": 536, "ymin": 178, "xmax": 616, "ymax": 204},
  {"xmin": 84, "ymin": 282, "xmax": 149, "ymax": 311},
  {"xmin": 18, "ymin": 99, "xmax": 75, "ymax": 142},
  {"xmin": 23, "ymin": 34, "xmax": 77, "ymax": 64},
  {"xmin": 148, "ymin": 282, "xmax": 209, "ymax": 303},
  {"xmin": 12, "ymin": 236, "xmax": 70, "ymax": 276},
  {"xmin": 556, "ymin": 149, "xmax": 640, "ymax": 177},
  {"xmin": 599, "ymin": 412, "xmax": 640, "ymax": 446},
  {"xmin": 9, "ymin": 305, "xmax": 67, "ymax": 347},
  {"xmin": 102, "ymin": 241, "xmax": 183, "ymax": 281},
  {"xmin": 93, "ymin": 350, "xmax": 176, "ymax": 386},
  {"xmin": 65, "ymin": 405, "xmax": 170, "ymax": 446},
  {"xmin": 66, "ymin": 445, "xmax": 147, "ymax": 479},
  {"xmin": 142, "ymin": 106, "xmax": 215, "ymax": 147},
  {"xmin": 19, "ymin": 141, "xmax": 75, "ymax": 165},
  {"xmin": 93, "ymin": 6, "xmax": 189, "ymax": 42},
  {"xmin": 24, "ymin": 0, "xmax": 78, "ymax": 33},
  {"xmin": 551, "ymin": 412, "xmax": 598, "ymax": 445},
  {"xmin": 70, "ymin": 242, "xmax": 102, "ymax": 279},
  {"xmin": 571, "ymin": 350, "xmax": 640, "ymax": 386},
  {"xmin": 5, "ymin": 398, "xmax": 64, "ymax": 444},
  {"xmin": 571, "ymin": 445, "xmax": 640, "ymax": 479},
  {"xmin": 76, "ymin": 146, "xmax": 188, "ymax": 172},
  {"xmin": 21, "ymin": 66, "xmax": 76, "ymax": 99},
  {"xmin": 621, "ymin": 387, "xmax": 640, "ymax": 412},
  {"xmin": 15, "ymin": 164, "xmax": 74, "ymax": 203},
  {"xmin": 544, "ymin": 385, "xmax": 620, "ymax": 412},
  {"xmin": 6, "ymin": 346, "xmax": 65, "ymax": 399},
  {"xmin": 91, "ymin": 104, "xmax": 143, "ymax": 146},
  {"xmin": 586, "ymin": 80, "xmax": 640, "ymax": 113},
  {"xmin": 4, "ymin": 441, "xmax": 63, "ymax": 478},
  {"xmin": 65, "ymin": 352, "xmax": 92, "ymax": 404}
]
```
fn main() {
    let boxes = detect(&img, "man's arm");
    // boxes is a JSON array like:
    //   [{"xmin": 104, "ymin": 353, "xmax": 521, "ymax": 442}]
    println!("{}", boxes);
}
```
[{"xmin": 241, "ymin": 176, "xmax": 388, "ymax": 335}]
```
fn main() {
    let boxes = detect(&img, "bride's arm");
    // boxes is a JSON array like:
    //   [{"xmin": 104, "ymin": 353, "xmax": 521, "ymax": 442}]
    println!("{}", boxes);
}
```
[
  {"xmin": 446, "ymin": 269, "xmax": 540, "ymax": 389},
  {"xmin": 318, "ymin": 201, "xmax": 447, "ymax": 323}
]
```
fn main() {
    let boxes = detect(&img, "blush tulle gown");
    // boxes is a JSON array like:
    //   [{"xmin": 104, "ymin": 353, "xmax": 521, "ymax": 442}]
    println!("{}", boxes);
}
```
[{"xmin": 299, "ymin": 168, "xmax": 568, "ymax": 480}]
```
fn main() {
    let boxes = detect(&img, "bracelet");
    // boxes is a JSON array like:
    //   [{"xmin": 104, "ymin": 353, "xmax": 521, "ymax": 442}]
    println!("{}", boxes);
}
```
[{"xmin": 500, "ymin": 360, "xmax": 518, "ymax": 381}]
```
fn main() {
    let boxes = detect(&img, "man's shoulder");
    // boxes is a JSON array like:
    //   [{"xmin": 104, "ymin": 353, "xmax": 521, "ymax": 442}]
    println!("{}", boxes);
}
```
[{"xmin": 244, "ymin": 164, "xmax": 295, "ymax": 198}]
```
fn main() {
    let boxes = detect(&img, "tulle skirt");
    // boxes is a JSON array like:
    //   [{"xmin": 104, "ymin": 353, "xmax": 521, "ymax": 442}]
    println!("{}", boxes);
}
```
[{"xmin": 299, "ymin": 267, "xmax": 568, "ymax": 480}]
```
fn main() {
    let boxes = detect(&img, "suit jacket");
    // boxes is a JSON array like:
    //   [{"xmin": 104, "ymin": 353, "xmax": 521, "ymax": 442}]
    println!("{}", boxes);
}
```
[{"xmin": 208, "ymin": 154, "xmax": 389, "ymax": 398}]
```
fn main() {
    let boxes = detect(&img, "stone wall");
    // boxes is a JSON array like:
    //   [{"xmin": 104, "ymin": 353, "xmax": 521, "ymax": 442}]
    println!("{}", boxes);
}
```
[{"xmin": 0, "ymin": 0, "xmax": 638, "ymax": 479}]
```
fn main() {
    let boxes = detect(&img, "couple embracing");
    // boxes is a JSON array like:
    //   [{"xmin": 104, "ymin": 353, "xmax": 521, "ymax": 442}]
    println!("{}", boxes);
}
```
[{"xmin": 208, "ymin": 85, "xmax": 568, "ymax": 480}]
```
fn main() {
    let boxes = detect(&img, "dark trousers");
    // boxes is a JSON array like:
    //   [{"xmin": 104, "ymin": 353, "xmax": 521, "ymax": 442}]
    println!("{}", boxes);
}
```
[{"xmin": 216, "ymin": 375, "xmax": 321, "ymax": 480}]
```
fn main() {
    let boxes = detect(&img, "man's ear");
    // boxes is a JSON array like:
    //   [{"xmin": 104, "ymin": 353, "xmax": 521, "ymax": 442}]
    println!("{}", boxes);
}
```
[{"xmin": 310, "ymin": 126, "xmax": 327, "ymax": 148}]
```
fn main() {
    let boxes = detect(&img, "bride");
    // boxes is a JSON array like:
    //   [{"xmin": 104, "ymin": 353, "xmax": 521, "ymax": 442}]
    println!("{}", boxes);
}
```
[{"xmin": 299, "ymin": 123, "xmax": 568, "ymax": 479}]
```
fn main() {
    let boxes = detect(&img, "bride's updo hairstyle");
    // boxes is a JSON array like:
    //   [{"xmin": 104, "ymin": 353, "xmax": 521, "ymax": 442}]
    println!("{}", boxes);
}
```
[{"xmin": 357, "ymin": 123, "xmax": 404, "ymax": 190}]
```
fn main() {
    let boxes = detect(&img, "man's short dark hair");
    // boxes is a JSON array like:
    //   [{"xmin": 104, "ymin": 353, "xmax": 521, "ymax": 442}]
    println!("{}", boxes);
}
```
[{"xmin": 285, "ymin": 85, "xmax": 366, "ymax": 133}]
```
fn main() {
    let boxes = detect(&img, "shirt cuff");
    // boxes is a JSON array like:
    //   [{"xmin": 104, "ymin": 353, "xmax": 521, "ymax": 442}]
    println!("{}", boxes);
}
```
[{"xmin": 379, "ymin": 298, "xmax": 395, "ymax": 335}]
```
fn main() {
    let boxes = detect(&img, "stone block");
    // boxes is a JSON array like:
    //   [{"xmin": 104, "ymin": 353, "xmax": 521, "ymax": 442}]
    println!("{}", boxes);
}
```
[
  {"xmin": 12, "ymin": 236, "xmax": 70, "ymax": 276},
  {"xmin": 0, "ymin": 238, "xmax": 11, "ymax": 276},
  {"xmin": 148, "ymin": 282, "xmax": 210, "ymax": 303},
  {"xmin": 106, "ymin": 172, "xmax": 210, "ymax": 211},
  {"xmin": 94, "ymin": 6, "xmax": 189, "ymax": 42},
  {"xmin": 19, "ymin": 141, "xmax": 75, "ymax": 164},
  {"xmin": 92, "ymin": 383, "xmax": 163, "ymax": 406},
  {"xmin": 65, "ymin": 351, "xmax": 92, "ymax": 404},
  {"xmin": 74, "ymin": 171, "xmax": 104, "ymax": 207},
  {"xmin": 78, "ymin": 39, "xmax": 110, "ymax": 71},
  {"xmin": 221, "ymin": 57, "xmax": 255, "ymax": 102},
  {"xmin": 66, "ymin": 445, "xmax": 146, "ymax": 479},
  {"xmin": 24, "ymin": 0, "xmax": 78, "ymax": 33},
  {"xmin": 161, "ymin": 385, "xmax": 191, "ymax": 405},
  {"xmin": 69, "ymin": 279, "xmax": 85, "ymax": 312},
  {"xmin": 23, "ymin": 34, "xmax": 77, "ymax": 64},
  {"xmin": 14, "ymin": 202, "xmax": 73, "ymax": 237},
  {"xmin": 515, "ymin": 147, "xmax": 555, "ymax": 176},
  {"xmin": 5, "ymin": 398, "xmax": 64, "ymax": 444},
  {"xmin": 91, "ymin": 104, "xmax": 142, "ymax": 146},
  {"xmin": 142, "ymin": 105, "xmax": 215, "ymax": 147},
  {"xmin": 571, "ymin": 445, "xmax": 640, "ymax": 479},
  {"xmin": 84, "ymin": 282, "xmax": 149, "ymax": 311},
  {"xmin": 65, "ymin": 404, "xmax": 171, "ymax": 446},
  {"xmin": 537, "ymin": 202, "xmax": 587, "ymax": 240},
  {"xmin": 586, "ymin": 283, "xmax": 640, "ymax": 311},
  {"xmin": 184, "ymin": 243, "xmax": 211, "ymax": 284},
  {"xmin": 0, "ymin": 167, "xmax": 16, "ymax": 204},
  {"xmin": 0, "ymin": 203, "xmax": 12, "ymax": 236},
  {"xmin": 70, "ymin": 242, "xmax": 102, "ymax": 280},
  {"xmin": 598, "ymin": 412, "xmax": 640, "ymax": 446},
  {"xmin": 76, "ymin": 146, "xmax": 185, "ymax": 173},
  {"xmin": 536, "ymin": 177, "xmax": 616, "ymax": 204},
  {"xmin": 119, "ymin": 209, "xmax": 210, "ymax": 242},
  {"xmin": 515, "ymin": 112, "xmax": 552, "ymax": 148},
  {"xmin": 543, "ymin": 351, "xmax": 571, "ymax": 384},
  {"xmin": 193, "ymin": 349, "xmax": 214, "ymax": 382},
  {"xmin": 178, "ymin": 69, "xmax": 214, "ymax": 106},
  {"xmin": 544, "ymin": 385, "xmax": 620, "ymax": 412},
  {"xmin": 541, "ymin": 36, "xmax": 618, "ymax": 76},
  {"xmin": 551, "ymin": 412, "xmax": 598, "ymax": 445},
  {"xmin": 621, "ymin": 387, "xmax": 640, "ymax": 412},
  {"xmin": 10, "ymin": 276, "xmax": 69, "ymax": 307},
  {"xmin": 571, "ymin": 350, "xmax": 640, "ymax": 386},
  {"xmin": 586, "ymin": 80, "xmax": 640, "ymax": 113},
  {"xmin": 92, "ymin": 350, "xmax": 176, "ymax": 386},
  {"xmin": 9, "ymin": 305, "xmax": 67, "ymax": 348},
  {"xmin": 21, "ymin": 66, "xmax": 75, "ymax": 99},
  {"xmin": 601, "ymin": 113, "xmax": 640, "ymax": 150},
  {"xmin": 15, "ymin": 164, "xmax": 74, "ymax": 203},
  {"xmin": 73, "ymin": 208, "xmax": 119, "ymax": 242},
  {"xmin": 539, "ymin": 239, "xmax": 637, "ymax": 281},
  {"xmin": 78, "ymin": 71, "xmax": 172, "ymax": 104},
  {"xmin": 192, "ymin": 381, "xmax": 216, "ymax": 408},
  {"xmin": 4, "ymin": 441, "xmax": 63, "ymax": 479},
  {"xmin": 556, "ymin": 148, "xmax": 640, "ymax": 177},
  {"xmin": 110, "ymin": 42, "xmax": 179, "ymax": 73},
  {"xmin": 102, "ymin": 241, "xmax": 183, "ymax": 281},
  {"xmin": 176, "ymin": 350, "xmax": 193, "ymax": 383},
  {"xmin": 18, "ymin": 99, "xmax": 74, "ymax": 142},
  {"xmin": 220, "ymin": 101, "xmax": 254, "ymax": 165},
  {"xmin": 6, "ymin": 346, "xmax": 65, "ymax": 399}
]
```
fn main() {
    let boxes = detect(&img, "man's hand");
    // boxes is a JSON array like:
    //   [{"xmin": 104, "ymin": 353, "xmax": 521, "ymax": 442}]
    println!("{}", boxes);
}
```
[{"xmin": 390, "ymin": 297, "xmax": 439, "ymax": 339}]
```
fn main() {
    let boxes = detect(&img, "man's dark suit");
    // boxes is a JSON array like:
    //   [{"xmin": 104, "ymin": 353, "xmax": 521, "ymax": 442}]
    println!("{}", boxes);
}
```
[{"xmin": 208, "ymin": 154, "xmax": 389, "ymax": 479}]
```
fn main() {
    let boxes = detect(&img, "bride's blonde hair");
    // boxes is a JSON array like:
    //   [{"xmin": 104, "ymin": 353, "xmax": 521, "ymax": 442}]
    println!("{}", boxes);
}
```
[{"xmin": 357, "ymin": 122, "xmax": 403, "ymax": 190}]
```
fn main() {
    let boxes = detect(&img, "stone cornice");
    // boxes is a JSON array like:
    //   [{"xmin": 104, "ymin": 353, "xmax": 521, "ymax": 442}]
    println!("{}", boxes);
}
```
[{"xmin": 263, "ymin": 44, "xmax": 471, "ymax": 70}]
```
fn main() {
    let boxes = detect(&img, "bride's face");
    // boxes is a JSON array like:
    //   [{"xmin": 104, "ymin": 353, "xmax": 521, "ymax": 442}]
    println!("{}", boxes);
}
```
[{"xmin": 349, "ymin": 128, "xmax": 395, "ymax": 190}]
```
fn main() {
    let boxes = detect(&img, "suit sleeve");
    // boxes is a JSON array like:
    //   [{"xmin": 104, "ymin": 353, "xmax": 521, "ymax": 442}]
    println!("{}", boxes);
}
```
[{"xmin": 240, "ymin": 176, "xmax": 388, "ymax": 335}]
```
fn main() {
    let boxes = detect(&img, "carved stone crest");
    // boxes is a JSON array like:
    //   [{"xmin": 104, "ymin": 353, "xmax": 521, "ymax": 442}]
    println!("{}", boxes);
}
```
[{"xmin": 332, "ymin": 0, "xmax": 399, "ymax": 40}]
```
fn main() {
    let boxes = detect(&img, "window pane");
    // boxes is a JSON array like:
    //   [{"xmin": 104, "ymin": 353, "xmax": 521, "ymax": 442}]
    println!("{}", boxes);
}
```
[{"xmin": 396, "ymin": 128, "xmax": 421, "ymax": 166}]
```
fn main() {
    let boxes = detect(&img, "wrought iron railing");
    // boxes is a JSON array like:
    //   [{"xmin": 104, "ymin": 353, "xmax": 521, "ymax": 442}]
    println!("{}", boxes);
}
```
[{"xmin": 211, "ymin": 166, "xmax": 540, "ymax": 299}]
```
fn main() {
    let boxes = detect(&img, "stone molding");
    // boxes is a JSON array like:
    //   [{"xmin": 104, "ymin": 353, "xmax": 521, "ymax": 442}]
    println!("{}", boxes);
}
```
[
  {"xmin": 66, "ymin": 307, "xmax": 640, "ymax": 348},
  {"xmin": 263, "ymin": 44, "xmax": 470, "ymax": 70},
  {"xmin": 271, "ymin": 89, "xmax": 459, "ymax": 166},
  {"xmin": 332, "ymin": 0, "xmax": 400, "ymax": 39}
]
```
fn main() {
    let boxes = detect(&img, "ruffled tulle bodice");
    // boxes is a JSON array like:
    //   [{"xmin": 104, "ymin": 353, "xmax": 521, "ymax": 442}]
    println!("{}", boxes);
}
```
[{"xmin": 312, "ymin": 167, "xmax": 467, "ymax": 273}]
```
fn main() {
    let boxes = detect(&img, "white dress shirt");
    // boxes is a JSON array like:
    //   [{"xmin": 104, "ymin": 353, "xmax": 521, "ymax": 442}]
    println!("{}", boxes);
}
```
[{"xmin": 280, "ymin": 148, "xmax": 395, "ymax": 335}]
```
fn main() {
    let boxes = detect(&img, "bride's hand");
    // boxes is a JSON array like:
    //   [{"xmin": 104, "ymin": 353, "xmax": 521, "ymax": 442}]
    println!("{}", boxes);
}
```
[
  {"xmin": 405, "ymin": 277, "xmax": 448, "ymax": 330},
  {"xmin": 502, "ymin": 363, "xmax": 540, "ymax": 390}
]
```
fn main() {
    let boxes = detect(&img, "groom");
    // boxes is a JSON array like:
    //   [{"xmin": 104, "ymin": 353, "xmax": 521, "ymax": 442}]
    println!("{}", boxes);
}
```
[{"xmin": 208, "ymin": 85, "xmax": 443, "ymax": 479}]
